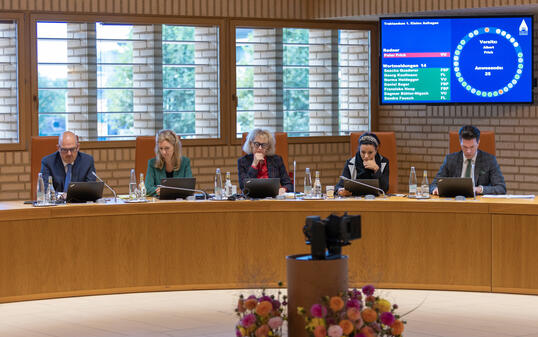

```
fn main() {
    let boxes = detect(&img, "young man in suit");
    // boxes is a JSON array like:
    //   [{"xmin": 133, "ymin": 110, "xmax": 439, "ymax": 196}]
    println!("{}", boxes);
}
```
[
  {"xmin": 431, "ymin": 125, "xmax": 506, "ymax": 195},
  {"xmin": 40, "ymin": 131, "xmax": 96, "ymax": 193}
]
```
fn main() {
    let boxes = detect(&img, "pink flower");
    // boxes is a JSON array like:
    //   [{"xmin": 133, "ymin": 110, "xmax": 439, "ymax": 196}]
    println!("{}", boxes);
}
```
[
  {"xmin": 310, "ymin": 304, "xmax": 328, "ymax": 318},
  {"xmin": 240, "ymin": 313, "xmax": 256, "ymax": 327},
  {"xmin": 346, "ymin": 298, "xmax": 361, "ymax": 310},
  {"xmin": 380, "ymin": 312, "xmax": 395, "ymax": 326},
  {"xmin": 327, "ymin": 324, "xmax": 343, "ymax": 337},
  {"xmin": 362, "ymin": 284, "xmax": 375, "ymax": 296},
  {"xmin": 268, "ymin": 316, "xmax": 283, "ymax": 330}
]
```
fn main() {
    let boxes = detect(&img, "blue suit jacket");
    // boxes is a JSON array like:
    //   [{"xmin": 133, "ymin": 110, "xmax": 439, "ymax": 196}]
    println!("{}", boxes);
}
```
[
  {"xmin": 40, "ymin": 151, "xmax": 96, "ymax": 192},
  {"xmin": 431, "ymin": 150, "xmax": 506, "ymax": 194},
  {"xmin": 238, "ymin": 154, "xmax": 293, "ymax": 192}
]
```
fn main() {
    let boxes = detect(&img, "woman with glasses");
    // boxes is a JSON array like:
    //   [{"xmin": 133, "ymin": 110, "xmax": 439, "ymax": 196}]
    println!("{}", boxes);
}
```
[
  {"xmin": 145, "ymin": 129, "xmax": 192, "ymax": 197},
  {"xmin": 335, "ymin": 132, "xmax": 389, "ymax": 196},
  {"xmin": 238, "ymin": 128, "xmax": 293, "ymax": 194}
]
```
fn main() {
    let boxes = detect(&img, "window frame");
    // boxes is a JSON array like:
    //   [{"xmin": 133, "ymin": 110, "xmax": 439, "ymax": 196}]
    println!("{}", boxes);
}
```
[
  {"xmin": 0, "ymin": 12, "xmax": 29, "ymax": 151},
  {"xmin": 30, "ymin": 13, "xmax": 228, "ymax": 149},
  {"xmin": 229, "ymin": 18, "xmax": 378, "ymax": 145}
]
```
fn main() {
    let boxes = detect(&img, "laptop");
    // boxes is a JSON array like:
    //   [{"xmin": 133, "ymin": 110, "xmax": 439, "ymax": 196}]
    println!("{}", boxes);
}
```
[
  {"xmin": 159, "ymin": 177, "xmax": 197, "ymax": 200},
  {"xmin": 66, "ymin": 181, "xmax": 104, "ymax": 203},
  {"xmin": 437, "ymin": 177, "xmax": 475, "ymax": 198},
  {"xmin": 243, "ymin": 178, "xmax": 280, "ymax": 198},
  {"xmin": 343, "ymin": 178, "xmax": 381, "ymax": 196}
]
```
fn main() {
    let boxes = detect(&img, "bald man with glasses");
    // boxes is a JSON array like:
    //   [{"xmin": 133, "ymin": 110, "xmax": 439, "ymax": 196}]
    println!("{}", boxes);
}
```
[{"xmin": 40, "ymin": 131, "xmax": 96, "ymax": 193}]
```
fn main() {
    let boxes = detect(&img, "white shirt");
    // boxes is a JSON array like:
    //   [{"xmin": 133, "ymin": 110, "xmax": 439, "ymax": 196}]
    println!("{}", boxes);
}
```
[{"xmin": 460, "ymin": 152, "xmax": 477, "ymax": 178}]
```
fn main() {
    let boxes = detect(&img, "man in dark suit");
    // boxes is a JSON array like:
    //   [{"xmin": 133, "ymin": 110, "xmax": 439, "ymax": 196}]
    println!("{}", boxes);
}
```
[
  {"xmin": 41, "ymin": 131, "xmax": 96, "ymax": 193},
  {"xmin": 431, "ymin": 125, "xmax": 506, "ymax": 195}
]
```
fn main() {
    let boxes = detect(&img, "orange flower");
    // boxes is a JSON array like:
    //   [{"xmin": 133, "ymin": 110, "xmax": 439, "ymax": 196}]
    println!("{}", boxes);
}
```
[
  {"xmin": 255, "ymin": 324, "xmax": 269, "ymax": 337},
  {"xmin": 255, "ymin": 301, "xmax": 273, "ymax": 317},
  {"xmin": 313, "ymin": 325, "xmax": 326, "ymax": 337},
  {"xmin": 339, "ymin": 319, "xmax": 354, "ymax": 335},
  {"xmin": 245, "ymin": 298, "xmax": 257, "ymax": 310},
  {"xmin": 329, "ymin": 296, "xmax": 345, "ymax": 311},
  {"xmin": 391, "ymin": 320, "xmax": 404, "ymax": 335},
  {"xmin": 366, "ymin": 295, "xmax": 376, "ymax": 303},
  {"xmin": 361, "ymin": 308, "xmax": 377, "ymax": 323},
  {"xmin": 360, "ymin": 326, "xmax": 377, "ymax": 337},
  {"xmin": 346, "ymin": 307, "xmax": 361, "ymax": 321}
]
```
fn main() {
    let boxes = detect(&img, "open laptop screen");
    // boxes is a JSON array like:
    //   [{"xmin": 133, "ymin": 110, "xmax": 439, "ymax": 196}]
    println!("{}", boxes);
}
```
[
  {"xmin": 343, "ymin": 178, "xmax": 380, "ymax": 196},
  {"xmin": 159, "ymin": 177, "xmax": 196, "ymax": 200},
  {"xmin": 66, "ymin": 182, "xmax": 104, "ymax": 203},
  {"xmin": 437, "ymin": 177, "xmax": 474, "ymax": 198}
]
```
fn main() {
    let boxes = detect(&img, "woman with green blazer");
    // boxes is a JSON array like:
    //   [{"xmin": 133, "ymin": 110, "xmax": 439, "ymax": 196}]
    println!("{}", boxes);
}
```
[{"xmin": 145, "ymin": 129, "xmax": 192, "ymax": 197}]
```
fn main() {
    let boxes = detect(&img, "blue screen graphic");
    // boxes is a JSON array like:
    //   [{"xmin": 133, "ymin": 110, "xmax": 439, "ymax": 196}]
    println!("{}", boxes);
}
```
[{"xmin": 380, "ymin": 17, "xmax": 533, "ymax": 104}]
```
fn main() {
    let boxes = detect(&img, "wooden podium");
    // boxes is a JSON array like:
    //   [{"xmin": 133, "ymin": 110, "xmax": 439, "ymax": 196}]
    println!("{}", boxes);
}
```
[{"xmin": 286, "ymin": 254, "xmax": 348, "ymax": 337}]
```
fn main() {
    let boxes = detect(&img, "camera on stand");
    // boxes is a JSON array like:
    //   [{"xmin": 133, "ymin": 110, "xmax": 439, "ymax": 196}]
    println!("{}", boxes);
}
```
[{"xmin": 302, "ymin": 213, "xmax": 361, "ymax": 260}]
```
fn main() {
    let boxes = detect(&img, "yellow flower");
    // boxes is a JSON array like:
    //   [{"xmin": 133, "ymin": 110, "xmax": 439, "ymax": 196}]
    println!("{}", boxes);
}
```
[
  {"xmin": 239, "ymin": 327, "xmax": 247, "ymax": 336},
  {"xmin": 307, "ymin": 317, "xmax": 326, "ymax": 330},
  {"xmin": 375, "ymin": 299, "xmax": 392, "ymax": 313}
]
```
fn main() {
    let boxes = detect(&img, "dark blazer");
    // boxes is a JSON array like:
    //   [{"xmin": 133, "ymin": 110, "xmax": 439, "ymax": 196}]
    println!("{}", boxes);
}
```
[
  {"xmin": 40, "ymin": 151, "xmax": 96, "ymax": 192},
  {"xmin": 431, "ymin": 150, "xmax": 506, "ymax": 195},
  {"xmin": 335, "ymin": 153, "xmax": 390, "ymax": 193},
  {"xmin": 237, "ymin": 154, "xmax": 293, "ymax": 192}
]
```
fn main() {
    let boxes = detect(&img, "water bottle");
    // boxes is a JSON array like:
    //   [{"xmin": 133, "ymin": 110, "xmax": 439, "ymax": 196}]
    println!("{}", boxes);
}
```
[
  {"xmin": 46, "ymin": 176, "xmax": 56, "ymax": 203},
  {"xmin": 139, "ymin": 173, "xmax": 146, "ymax": 198},
  {"xmin": 36, "ymin": 173, "xmax": 45, "ymax": 205},
  {"xmin": 214, "ymin": 168, "xmax": 223, "ymax": 200},
  {"xmin": 421, "ymin": 170, "xmax": 429, "ymax": 198},
  {"xmin": 129, "ymin": 169, "xmax": 137, "ymax": 199},
  {"xmin": 224, "ymin": 172, "xmax": 233, "ymax": 197},
  {"xmin": 313, "ymin": 171, "xmax": 322, "ymax": 198},
  {"xmin": 304, "ymin": 168, "xmax": 312, "ymax": 197},
  {"xmin": 409, "ymin": 166, "xmax": 417, "ymax": 198}
]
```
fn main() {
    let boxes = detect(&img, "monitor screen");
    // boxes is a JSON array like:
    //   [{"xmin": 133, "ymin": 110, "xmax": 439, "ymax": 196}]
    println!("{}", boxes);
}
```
[{"xmin": 380, "ymin": 16, "xmax": 533, "ymax": 104}]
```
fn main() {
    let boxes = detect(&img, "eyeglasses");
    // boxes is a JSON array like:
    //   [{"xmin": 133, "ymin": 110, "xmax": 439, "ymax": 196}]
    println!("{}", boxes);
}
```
[
  {"xmin": 253, "ymin": 142, "xmax": 269, "ymax": 149},
  {"xmin": 59, "ymin": 147, "xmax": 78, "ymax": 154}
]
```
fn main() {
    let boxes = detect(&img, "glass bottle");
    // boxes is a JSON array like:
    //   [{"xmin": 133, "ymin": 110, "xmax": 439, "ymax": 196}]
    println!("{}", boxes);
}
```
[
  {"xmin": 304, "ymin": 168, "xmax": 312, "ymax": 197},
  {"xmin": 421, "ymin": 170, "xmax": 429, "ymax": 198},
  {"xmin": 313, "ymin": 171, "xmax": 322, "ymax": 198},
  {"xmin": 224, "ymin": 172, "xmax": 233, "ymax": 197},
  {"xmin": 409, "ymin": 166, "xmax": 417, "ymax": 198},
  {"xmin": 36, "ymin": 173, "xmax": 45, "ymax": 205},
  {"xmin": 214, "ymin": 168, "xmax": 223, "ymax": 200},
  {"xmin": 46, "ymin": 175, "xmax": 56, "ymax": 203},
  {"xmin": 139, "ymin": 173, "xmax": 146, "ymax": 198},
  {"xmin": 129, "ymin": 169, "xmax": 137, "ymax": 199}
]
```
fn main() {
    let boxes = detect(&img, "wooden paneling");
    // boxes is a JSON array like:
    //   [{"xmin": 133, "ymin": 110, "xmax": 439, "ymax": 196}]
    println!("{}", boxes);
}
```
[
  {"xmin": 492, "ymin": 214, "xmax": 538, "ymax": 294},
  {"xmin": 2, "ymin": 197, "xmax": 537, "ymax": 303}
]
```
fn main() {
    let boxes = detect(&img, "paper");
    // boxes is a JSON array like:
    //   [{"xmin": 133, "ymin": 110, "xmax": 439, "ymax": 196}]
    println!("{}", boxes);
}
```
[{"xmin": 482, "ymin": 194, "xmax": 535, "ymax": 199}]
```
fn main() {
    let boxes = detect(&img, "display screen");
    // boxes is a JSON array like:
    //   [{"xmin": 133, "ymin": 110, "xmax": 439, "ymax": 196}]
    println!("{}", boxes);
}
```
[{"xmin": 380, "ymin": 16, "xmax": 533, "ymax": 104}]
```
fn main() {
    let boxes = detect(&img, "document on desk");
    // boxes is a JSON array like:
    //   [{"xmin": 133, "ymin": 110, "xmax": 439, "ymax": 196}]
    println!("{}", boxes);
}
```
[{"xmin": 482, "ymin": 194, "xmax": 535, "ymax": 199}]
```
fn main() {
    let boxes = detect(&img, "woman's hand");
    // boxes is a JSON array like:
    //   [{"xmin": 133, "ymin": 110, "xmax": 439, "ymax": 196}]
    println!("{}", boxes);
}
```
[
  {"xmin": 252, "ymin": 153, "xmax": 265, "ymax": 167},
  {"xmin": 155, "ymin": 187, "xmax": 160, "ymax": 196},
  {"xmin": 363, "ymin": 159, "xmax": 379, "ymax": 172},
  {"xmin": 337, "ymin": 188, "xmax": 352, "ymax": 197}
]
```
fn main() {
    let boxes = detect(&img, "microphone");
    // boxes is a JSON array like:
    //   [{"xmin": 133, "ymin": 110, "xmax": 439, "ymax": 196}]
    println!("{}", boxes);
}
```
[
  {"xmin": 293, "ymin": 160, "xmax": 296, "ymax": 199},
  {"xmin": 92, "ymin": 171, "xmax": 119, "ymax": 203},
  {"xmin": 339, "ymin": 176, "xmax": 386, "ymax": 198},
  {"xmin": 471, "ymin": 162, "xmax": 476, "ymax": 199},
  {"xmin": 156, "ymin": 185, "xmax": 208, "ymax": 200}
]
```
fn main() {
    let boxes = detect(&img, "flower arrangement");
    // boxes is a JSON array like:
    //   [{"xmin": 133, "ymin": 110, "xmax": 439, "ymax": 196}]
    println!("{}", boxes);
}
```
[
  {"xmin": 235, "ymin": 286, "xmax": 288, "ymax": 337},
  {"xmin": 297, "ymin": 285, "xmax": 406, "ymax": 337}
]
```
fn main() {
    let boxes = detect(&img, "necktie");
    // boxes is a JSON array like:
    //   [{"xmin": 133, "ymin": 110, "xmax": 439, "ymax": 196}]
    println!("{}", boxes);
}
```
[
  {"xmin": 64, "ymin": 164, "xmax": 72, "ymax": 192},
  {"xmin": 464, "ymin": 159, "xmax": 472, "ymax": 178}
]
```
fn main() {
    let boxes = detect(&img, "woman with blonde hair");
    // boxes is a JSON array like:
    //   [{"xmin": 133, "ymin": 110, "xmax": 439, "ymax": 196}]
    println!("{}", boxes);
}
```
[
  {"xmin": 145, "ymin": 129, "xmax": 192, "ymax": 196},
  {"xmin": 237, "ymin": 128, "xmax": 292, "ymax": 194}
]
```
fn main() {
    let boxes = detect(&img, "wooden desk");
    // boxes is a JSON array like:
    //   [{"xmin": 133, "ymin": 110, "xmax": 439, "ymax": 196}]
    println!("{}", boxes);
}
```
[{"xmin": 1, "ymin": 197, "xmax": 537, "ymax": 303}]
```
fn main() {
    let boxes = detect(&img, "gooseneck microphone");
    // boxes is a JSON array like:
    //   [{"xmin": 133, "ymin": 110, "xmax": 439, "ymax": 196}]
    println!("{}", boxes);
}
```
[
  {"xmin": 293, "ymin": 160, "xmax": 296, "ymax": 199},
  {"xmin": 92, "ymin": 171, "xmax": 118, "ymax": 203},
  {"xmin": 339, "ymin": 176, "xmax": 387, "ymax": 198},
  {"xmin": 156, "ymin": 185, "xmax": 208, "ymax": 200}
]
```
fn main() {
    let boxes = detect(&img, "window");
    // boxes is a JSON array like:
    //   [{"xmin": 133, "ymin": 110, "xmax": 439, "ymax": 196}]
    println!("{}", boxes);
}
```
[
  {"xmin": 0, "ymin": 20, "xmax": 19, "ymax": 144},
  {"xmin": 235, "ymin": 26, "xmax": 371, "ymax": 137},
  {"xmin": 37, "ymin": 21, "xmax": 220, "ymax": 141}
]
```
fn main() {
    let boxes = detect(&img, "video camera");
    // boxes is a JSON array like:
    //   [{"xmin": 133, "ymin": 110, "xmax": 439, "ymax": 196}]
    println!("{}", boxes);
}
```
[{"xmin": 303, "ymin": 213, "xmax": 361, "ymax": 260}]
